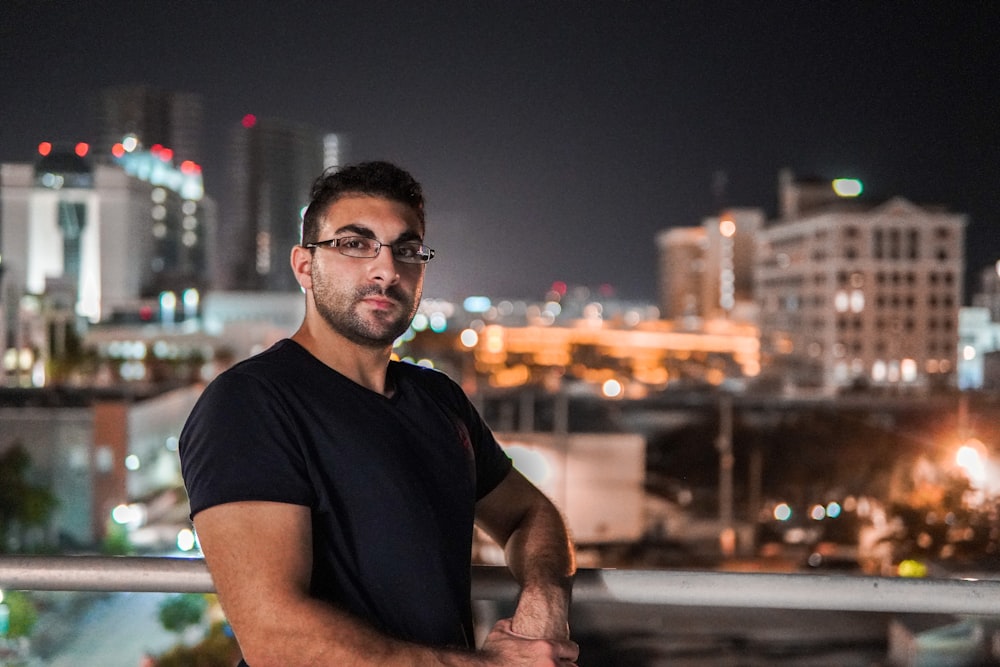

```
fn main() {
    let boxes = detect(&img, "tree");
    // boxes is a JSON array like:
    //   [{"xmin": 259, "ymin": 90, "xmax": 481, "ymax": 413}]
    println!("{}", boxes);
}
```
[
  {"xmin": 0, "ymin": 443, "xmax": 58, "ymax": 553},
  {"xmin": 158, "ymin": 593, "xmax": 207, "ymax": 635},
  {"xmin": 0, "ymin": 590, "xmax": 38, "ymax": 638},
  {"xmin": 155, "ymin": 621, "xmax": 241, "ymax": 667}
]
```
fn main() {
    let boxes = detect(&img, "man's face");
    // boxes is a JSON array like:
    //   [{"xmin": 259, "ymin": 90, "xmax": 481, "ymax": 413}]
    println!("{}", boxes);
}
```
[{"xmin": 306, "ymin": 194, "xmax": 425, "ymax": 348}]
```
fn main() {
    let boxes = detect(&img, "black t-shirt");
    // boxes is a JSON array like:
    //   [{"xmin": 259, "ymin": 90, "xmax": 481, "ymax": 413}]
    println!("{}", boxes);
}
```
[{"xmin": 179, "ymin": 339, "xmax": 512, "ymax": 653}]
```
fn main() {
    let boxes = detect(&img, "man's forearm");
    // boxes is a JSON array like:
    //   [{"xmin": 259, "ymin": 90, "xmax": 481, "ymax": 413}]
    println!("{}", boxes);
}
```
[
  {"xmin": 235, "ymin": 595, "xmax": 484, "ymax": 667},
  {"xmin": 502, "ymin": 498, "xmax": 576, "ymax": 639}
]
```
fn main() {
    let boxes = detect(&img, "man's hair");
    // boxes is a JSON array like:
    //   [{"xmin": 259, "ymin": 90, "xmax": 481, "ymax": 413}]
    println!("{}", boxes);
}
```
[{"xmin": 301, "ymin": 161, "xmax": 426, "ymax": 244}]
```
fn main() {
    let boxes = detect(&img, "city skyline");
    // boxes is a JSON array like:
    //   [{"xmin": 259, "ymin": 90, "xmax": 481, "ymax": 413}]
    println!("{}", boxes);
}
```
[{"xmin": 2, "ymin": 1, "xmax": 998, "ymax": 301}]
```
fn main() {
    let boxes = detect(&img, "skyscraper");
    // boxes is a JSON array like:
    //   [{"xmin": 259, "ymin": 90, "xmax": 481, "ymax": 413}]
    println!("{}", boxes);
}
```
[
  {"xmin": 94, "ymin": 85, "xmax": 204, "ymax": 166},
  {"xmin": 223, "ymin": 115, "xmax": 326, "ymax": 292}
]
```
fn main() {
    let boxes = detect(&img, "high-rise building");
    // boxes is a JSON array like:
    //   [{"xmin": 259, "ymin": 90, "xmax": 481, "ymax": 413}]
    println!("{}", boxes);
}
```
[
  {"xmin": 701, "ymin": 209, "xmax": 763, "ymax": 322},
  {"xmin": 223, "ymin": 115, "xmax": 326, "ymax": 291},
  {"xmin": 656, "ymin": 226, "xmax": 706, "ymax": 320},
  {"xmin": 655, "ymin": 209, "xmax": 762, "ymax": 323},
  {"xmin": 756, "ymin": 177, "xmax": 966, "ymax": 393},
  {"xmin": 94, "ymin": 85, "xmax": 204, "ymax": 166}
]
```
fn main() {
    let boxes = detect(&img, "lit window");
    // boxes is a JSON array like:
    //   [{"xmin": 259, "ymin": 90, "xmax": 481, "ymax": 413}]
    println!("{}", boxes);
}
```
[
  {"xmin": 834, "ymin": 291, "xmax": 849, "ymax": 312},
  {"xmin": 850, "ymin": 290, "xmax": 865, "ymax": 313}
]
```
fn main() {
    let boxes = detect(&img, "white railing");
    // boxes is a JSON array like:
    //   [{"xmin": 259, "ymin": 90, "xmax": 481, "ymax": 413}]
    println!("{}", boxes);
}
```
[{"xmin": 1, "ymin": 556, "xmax": 999, "ymax": 616}]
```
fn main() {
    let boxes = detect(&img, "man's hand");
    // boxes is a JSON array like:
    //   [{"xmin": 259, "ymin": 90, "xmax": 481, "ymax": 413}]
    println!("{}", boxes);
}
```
[{"xmin": 479, "ymin": 618, "xmax": 579, "ymax": 666}]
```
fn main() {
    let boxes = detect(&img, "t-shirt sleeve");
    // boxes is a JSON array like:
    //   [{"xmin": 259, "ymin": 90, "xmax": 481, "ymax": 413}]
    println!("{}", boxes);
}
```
[
  {"xmin": 467, "ymin": 399, "xmax": 513, "ymax": 500},
  {"xmin": 179, "ymin": 370, "xmax": 316, "ymax": 518}
]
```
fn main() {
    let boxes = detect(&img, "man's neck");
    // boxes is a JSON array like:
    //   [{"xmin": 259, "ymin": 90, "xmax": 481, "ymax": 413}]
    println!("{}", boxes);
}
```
[{"xmin": 291, "ymin": 325, "xmax": 394, "ymax": 397}]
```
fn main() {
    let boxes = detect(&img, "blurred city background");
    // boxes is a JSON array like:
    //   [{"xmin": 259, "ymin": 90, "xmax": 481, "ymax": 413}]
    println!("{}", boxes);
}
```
[{"xmin": 1, "ymin": 2, "xmax": 999, "ymax": 666}]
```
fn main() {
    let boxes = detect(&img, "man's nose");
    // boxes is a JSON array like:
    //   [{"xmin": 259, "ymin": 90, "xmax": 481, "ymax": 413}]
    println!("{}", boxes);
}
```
[{"xmin": 368, "ymin": 245, "xmax": 400, "ymax": 283}]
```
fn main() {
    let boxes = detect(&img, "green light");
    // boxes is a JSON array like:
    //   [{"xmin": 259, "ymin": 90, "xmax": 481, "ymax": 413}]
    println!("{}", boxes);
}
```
[{"xmin": 832, "ymin": 179, "xmax": 863, "ymax": 197}]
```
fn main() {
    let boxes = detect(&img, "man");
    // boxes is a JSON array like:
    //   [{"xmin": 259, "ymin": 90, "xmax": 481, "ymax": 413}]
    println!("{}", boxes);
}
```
[{"xmin": 179, "ymin": 161, "xmax": 578, "ymax": 666}]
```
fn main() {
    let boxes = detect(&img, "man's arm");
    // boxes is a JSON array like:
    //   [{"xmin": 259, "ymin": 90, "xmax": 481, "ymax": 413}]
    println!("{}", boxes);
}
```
[
  {"xmin": 194, "ymin": 500, "xmax": 576, "ymax": 666},
  {"xmin": 474, "ymin": 468, "xmax": 576, "ymax": 640}
]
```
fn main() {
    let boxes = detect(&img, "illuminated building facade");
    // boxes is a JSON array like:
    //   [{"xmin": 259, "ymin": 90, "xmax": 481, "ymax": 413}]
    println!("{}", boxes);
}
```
[
  {"xmin": 957, "ymin": 307, "xmax": 1000, "ymax": 390},
  {"xmin": 961, "ymin": 263, "xmax": 1000, "ymax": 390},
  {"xmin": 224, "ymin": 115, "xmax": 325, "ymax": 292},
  {"xmin": 756, "ymin": 187, "xmax": 966, "ymax": 392},
  {"xmin": 702, "ymin": 209, "xmax": 762, "ymax": 321},
  {"xmin": 396, "ymin": 292, "xmax": 758, "ymax": 396},
  {"xmin": 111, "ymin": 142, "xmax": 215, "ymax": 298},
  {"xmin": 0, "ymin": 143, "xmax": 214, "ymax": 386},
  {"xmin": 462, "ymin": 318, "xmax": 760, "ymax": 394}
]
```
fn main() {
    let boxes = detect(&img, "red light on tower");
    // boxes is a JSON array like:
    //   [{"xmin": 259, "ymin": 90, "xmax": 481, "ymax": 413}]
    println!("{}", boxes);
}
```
[
  {"xmin": 38, "ymin": 142, "xmax": 52, "ymax": 156},
  {"xmin": 75, "ymin": 143, "xmax": 89, "ymax": 157},
  {"xmin": 241, "ymin": 114, "xmax": 257, "ymax": 129},
  {"xmin": 111, "ymin": 143, "xmax": 126, "ymax": 158},
  {"xmin": 159, "ymin": 147, "xmax": 174, "ymax": 162}
]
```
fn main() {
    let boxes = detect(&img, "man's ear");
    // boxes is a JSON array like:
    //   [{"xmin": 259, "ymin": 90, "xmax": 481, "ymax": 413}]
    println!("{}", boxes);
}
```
[{"xmin": 290, "ymin": 245, "xmax": 314, "ymax": 290}]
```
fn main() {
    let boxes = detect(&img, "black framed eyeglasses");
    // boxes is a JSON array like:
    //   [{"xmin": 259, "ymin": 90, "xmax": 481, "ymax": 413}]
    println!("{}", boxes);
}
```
[{"xmin": 304, "ymin": 236, "xmax": 435, "ymax": 264}]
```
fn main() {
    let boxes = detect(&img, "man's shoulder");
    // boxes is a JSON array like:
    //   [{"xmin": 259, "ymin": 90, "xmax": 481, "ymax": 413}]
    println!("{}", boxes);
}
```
[
  {"xmin": 221, "ymin": 339, "xmax": 307, "ymax": 375},
  {"xmin": 201, "ymin": 339, "xmax": 308, "ymax": 397}
]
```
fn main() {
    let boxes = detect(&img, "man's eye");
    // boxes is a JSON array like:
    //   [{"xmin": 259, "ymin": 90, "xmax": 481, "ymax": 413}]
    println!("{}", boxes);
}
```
[
  {"xmin": 341, "ymin": 237, "xmax": 370, "ymax": 250},
  {"xmin": 396, "ymin": 244, "xmax": 420, "ymax": 258}
]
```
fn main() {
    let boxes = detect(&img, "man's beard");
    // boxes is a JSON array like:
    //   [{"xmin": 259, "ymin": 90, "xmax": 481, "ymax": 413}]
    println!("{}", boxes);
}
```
[{"xmin": 315, "ymin": 281, "xmax": 420, "ymax": 348}]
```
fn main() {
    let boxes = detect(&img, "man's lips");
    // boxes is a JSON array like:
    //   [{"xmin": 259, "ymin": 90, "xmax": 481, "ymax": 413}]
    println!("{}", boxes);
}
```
[{"xmin": 361, "ymin": 295, "xmax": 396, "ymax": 309}]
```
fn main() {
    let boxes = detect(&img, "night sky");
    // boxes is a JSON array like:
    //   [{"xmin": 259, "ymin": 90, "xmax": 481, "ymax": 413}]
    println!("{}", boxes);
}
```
[{"xmin": 2, "ymin": 1, "xmax": 998, "ymax": 302}]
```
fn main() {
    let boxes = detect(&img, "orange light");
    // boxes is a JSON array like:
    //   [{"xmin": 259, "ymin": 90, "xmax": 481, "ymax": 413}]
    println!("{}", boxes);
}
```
[
  {"xmin": 38, "ymin": 142, "xmax": 52, "ymax": 156},
  {"xmin": 111, "ymin": 143, "xmax": 126, "ymax": 158},
  {"xmin": 241, "ymin": 114, "xmax": 257, "ymax": 129},
  {"xmin": 74, "ymin": 142, "xmax": 89, "ymax": 157}
]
